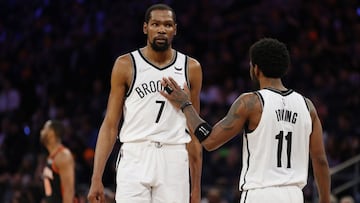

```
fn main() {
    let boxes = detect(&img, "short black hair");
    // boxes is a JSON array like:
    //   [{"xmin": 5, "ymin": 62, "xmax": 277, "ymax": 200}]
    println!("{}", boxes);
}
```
[
  {"xmin": 49, "ymin": 120, "xmax": 64, "ymax": 140},
  {"xmin": 249, "ymin": 38, "xmax": 290, "ymax": 78},
  {"xmin": 144, "ymin": 4, "xmax": 176, "ymax": 23}
]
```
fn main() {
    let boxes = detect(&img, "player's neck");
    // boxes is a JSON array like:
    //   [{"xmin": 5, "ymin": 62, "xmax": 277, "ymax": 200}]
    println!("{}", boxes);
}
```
[
  {"xmin": 142, "ymin": 46, "xmax": 174, "ymax": 67},
  {"xmin": 260, "ymin": 78, "xmax": 287, "ymax": 91}
]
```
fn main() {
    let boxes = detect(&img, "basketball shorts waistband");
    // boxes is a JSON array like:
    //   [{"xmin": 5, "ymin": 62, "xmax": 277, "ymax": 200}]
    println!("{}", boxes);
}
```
[
  {"xmin": 243, "ymin": 184, "xmax": 302, "ymax": 192},
  {"xmin": 122, "ymin": 141, "xmax": 186, "ymax": 149}
]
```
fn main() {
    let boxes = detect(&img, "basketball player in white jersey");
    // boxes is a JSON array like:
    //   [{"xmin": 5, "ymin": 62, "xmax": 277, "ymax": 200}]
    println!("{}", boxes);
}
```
[
  {"xmin": 161, "ymin": 38, "xmax": 331, "ymax": 203},
  {"xmin": 87, "ymin": 4, "xmax": 203, "ymax": 203}
]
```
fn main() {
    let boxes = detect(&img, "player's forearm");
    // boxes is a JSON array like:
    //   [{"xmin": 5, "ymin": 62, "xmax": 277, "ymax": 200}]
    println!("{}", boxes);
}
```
[
  {"xmin": 183, "ymin": 106, "xmax": 218, "ymax": 151},
  {"xmin": 91, "ymin": 126, "xmax": 118, "ymax": 181},
  {"xmin": 189, "ymin": 160, "xmax": 202, "ymax": 191},
  {"xmin": 188, "ymin": 145, "xmax": 202, "ymax": 202},
  {"xmin": 312, "ymin": 156, "xmax": 331, "ymax": 203},
  {"xmin": 187, "ymin": 97, "xmax": 203, "ymax": 198},
  {"xmin": 182, "ymin": 105, "xmax": 206, "ymax": 133},
  {"xmin": 188, "ymin": 141, "xmax": 202, "ymax": 190}
]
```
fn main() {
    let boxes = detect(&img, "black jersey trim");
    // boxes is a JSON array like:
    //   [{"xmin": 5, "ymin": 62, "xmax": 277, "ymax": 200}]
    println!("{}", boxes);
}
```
[
  {"xmin": 243, "ymin": 190, "xmax": 248, "ymax": 203},
  {"xmin": 240, "ymin": 133, "xmax": 250, "ymax": 191},
  {"xmin": 137, "ymin": 49, "xmax": 178, "ymax": 70},
  {"xmin": 240, "ymin": 191, "xmax": 243, "ymax": 203},
  {"xmin": 240, "ymin": 190, "xmax": 248, "ymax": 203},
  {"xmin": 185, "ymin": 128, "xmax": 190, "ymax": 134},
  {"xmin": 264, "ymin": 87, "xmax": 294, "ymax": 96},
  {"xmin": 303, "ymin": 97, "xmax": 310, "ymax": 111},
  {"xmin": 244, "ymin": 92, "xmax": 263, "ymax": 134},
  {"xmin": 185, "ymin": 56, "xmax": 190, "ymax": 88},
  {"xmin": 244, "ymin": 121, "xmax": 251, "ymax": 134},
  {"xmin": 126, "ymin": 53, "xmax": 137, "ymax": 97},
  {"xmin": 254, "ymin": 91, "xmax": 264, "ymax": 108}
]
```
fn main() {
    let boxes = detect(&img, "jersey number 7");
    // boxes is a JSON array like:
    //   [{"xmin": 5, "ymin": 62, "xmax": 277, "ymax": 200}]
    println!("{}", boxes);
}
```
[{"xmin": 155, "ymin": 100, "xmax": 165, "ymax": 123}]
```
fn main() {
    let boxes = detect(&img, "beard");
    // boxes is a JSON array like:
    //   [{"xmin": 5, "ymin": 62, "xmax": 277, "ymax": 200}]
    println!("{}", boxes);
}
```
[{"xmin": 150, "ymin": 38, "xmax": 170, "ymax": 52}]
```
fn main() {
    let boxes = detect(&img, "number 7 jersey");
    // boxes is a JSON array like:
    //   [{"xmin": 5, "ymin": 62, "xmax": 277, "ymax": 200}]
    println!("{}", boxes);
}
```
[
  {"xmin": 118, "ymin": 49, "xmax": 191, "ymax": 144},
  {"xmin": 239, "ymin": 88, "xmax": 312, "ymax": 191}
]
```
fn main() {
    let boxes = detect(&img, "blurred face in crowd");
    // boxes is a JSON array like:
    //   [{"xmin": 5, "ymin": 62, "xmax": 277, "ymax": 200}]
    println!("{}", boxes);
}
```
[
  {"xmin": 40, "ymin": 120, "xmax": 53, "ymax": 145},
  {"xmin": 144, "ymin": 9, "xmax": 177, "ymax": 52}
]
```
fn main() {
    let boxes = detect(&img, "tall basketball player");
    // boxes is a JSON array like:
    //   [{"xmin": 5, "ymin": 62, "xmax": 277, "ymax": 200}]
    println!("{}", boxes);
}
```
[
  {"xmin": 87, "ymin": 3, "xmax": 203, "ymax": 203},
  {"xmin": 161, "ymin": 38, "xmax": 331, "ymax": 203}
]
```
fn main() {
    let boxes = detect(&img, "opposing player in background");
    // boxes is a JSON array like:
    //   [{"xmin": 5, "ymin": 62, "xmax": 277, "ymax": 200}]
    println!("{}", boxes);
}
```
[
  {"xmin": 161, "ymin": 38, "xmax": 330, "ymax": 203},
  {"xmin": 88, "ymin": 3, "xmax": 203, "ymax": 203},
  {"xmin": 40, "ymin": 120, "xmax": 76, "ymax": 203}
]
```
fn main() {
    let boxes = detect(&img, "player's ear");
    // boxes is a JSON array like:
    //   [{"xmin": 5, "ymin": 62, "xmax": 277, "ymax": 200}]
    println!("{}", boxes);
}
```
[
  {"xmin": 253, "ymin": 64, "xmax": 260, "ymax": 77},
  {"xmin": 143, "ymin": 22, "xmax": 148, "ymax": 34}
]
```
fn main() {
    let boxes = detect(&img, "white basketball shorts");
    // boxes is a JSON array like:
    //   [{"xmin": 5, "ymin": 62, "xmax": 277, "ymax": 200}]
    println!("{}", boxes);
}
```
[{"xmin": 115, "ymin": 141, "xmax": 190, "ymax": 203}]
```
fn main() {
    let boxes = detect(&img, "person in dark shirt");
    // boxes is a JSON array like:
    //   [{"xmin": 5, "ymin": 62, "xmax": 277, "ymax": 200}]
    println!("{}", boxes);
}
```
[{"xmin": 40, "ymin": 120, "xmax": 75, "ymax": 203}]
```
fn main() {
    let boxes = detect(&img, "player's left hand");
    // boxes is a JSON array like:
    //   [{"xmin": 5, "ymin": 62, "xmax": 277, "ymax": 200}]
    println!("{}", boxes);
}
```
[{"xmin": 160, "ymin": 77, "xmax": 190, "ymax": 110}]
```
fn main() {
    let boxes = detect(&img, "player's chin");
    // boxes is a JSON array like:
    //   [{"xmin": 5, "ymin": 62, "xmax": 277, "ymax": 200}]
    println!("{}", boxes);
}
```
[{"xmin": 152, "ymin": 43, "xmax": 169, "ymax": 52}]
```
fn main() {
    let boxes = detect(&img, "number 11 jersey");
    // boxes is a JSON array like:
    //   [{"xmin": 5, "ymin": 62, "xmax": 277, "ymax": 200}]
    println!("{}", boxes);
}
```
[{"xmin": 239, "ymin": 88, "xmax": 312, "ymax": 191}]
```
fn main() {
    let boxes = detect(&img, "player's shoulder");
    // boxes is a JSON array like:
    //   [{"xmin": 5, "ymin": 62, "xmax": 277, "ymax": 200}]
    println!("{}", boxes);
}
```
[
  {"xmin": 234, "ymin": 92, "xmax": 262, "ymax": 111},
  {"xmin": 303, "ymin": 96, "xmax": 317, "ymax": 118},
  {"xmin": 115, "ymin": 52, "xmax": 133, "ymax": 66},
  {"xmin": 187, "ymin": 56, "xmax": 200, "ymax": 66},
  {"xmin": 185, "ymin": 56, "xmax": 201, "ymax": 71},
  {"xmin": 239, "ymin": 92, "xmax": 261, "ymax": 101},
  {"xmin": 54, "ymin": 147, "xmax": 74, "ymax": 167},
  {"xmin": 59, "ymin": 147, "xmax": 73, "ymax": 159},
  {"xmin": 112, "ymin": 52, "xmax": 136, "ymax": 76},
  {"xmin": 291, "ymin": 90, "xmax": 314, "ymax": 111},
  {"xmin": 175, "ymin": 49, "xmax": 201, "ymax": 68}
]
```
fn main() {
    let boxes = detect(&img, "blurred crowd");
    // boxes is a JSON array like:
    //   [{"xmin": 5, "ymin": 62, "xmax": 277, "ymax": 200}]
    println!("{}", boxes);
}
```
[{"xmin": 0, "ymin": 0, "xmax": 359, "ymax": 202}]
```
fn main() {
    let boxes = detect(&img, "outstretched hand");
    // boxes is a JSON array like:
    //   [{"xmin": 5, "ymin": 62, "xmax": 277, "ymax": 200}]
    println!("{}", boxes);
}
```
[{"xmin": 160, "ymin": 77, "xmax": 191, "ymax": 110}]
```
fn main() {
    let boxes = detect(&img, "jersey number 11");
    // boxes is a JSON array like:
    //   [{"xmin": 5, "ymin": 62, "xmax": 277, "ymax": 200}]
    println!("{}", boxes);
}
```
[{"xmin": 275, "ymin": 131, "xmax": 292, "ymax": 168}]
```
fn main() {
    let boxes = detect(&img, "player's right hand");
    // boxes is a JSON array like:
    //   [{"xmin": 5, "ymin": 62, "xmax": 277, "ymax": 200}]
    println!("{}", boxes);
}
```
[{"xmin": 87, "ymin": 180, "xmax": 105, "ymax": 203}]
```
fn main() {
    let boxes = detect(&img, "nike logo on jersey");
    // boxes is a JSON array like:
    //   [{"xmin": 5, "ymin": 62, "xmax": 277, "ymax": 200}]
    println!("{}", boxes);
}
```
[{"xmin": 174, "ymin": 66, "xmax": 183, "ymax": 75}]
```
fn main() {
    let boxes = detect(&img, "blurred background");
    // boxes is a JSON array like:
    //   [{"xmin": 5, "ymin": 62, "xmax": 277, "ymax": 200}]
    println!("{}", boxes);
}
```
[{"xmin": 0, "ymin": 0, "xmax": 359, "ymax": 202}]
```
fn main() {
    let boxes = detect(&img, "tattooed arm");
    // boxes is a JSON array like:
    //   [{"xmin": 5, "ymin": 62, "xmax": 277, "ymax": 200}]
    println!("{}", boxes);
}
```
[
  {"xmin": 202, "ymin": 93, "xmax": 259, "ymax": 151},
  {"xmin": 186, "ymin": 93, "xmax": 256, "ymax": 151},
  {"xmin": 160, "ymin": 77, "xmax": 260, "ymax": 151}
]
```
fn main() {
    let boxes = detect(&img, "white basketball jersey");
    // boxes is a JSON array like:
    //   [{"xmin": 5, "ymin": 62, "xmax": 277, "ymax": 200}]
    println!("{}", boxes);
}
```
[
  {"xmin": 118, "ymin": 49, "xmax": 191, "ymax": 144},
  {"xmin": 239, "ymin": 88, "xmax": 312, "ymax": 191}
]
